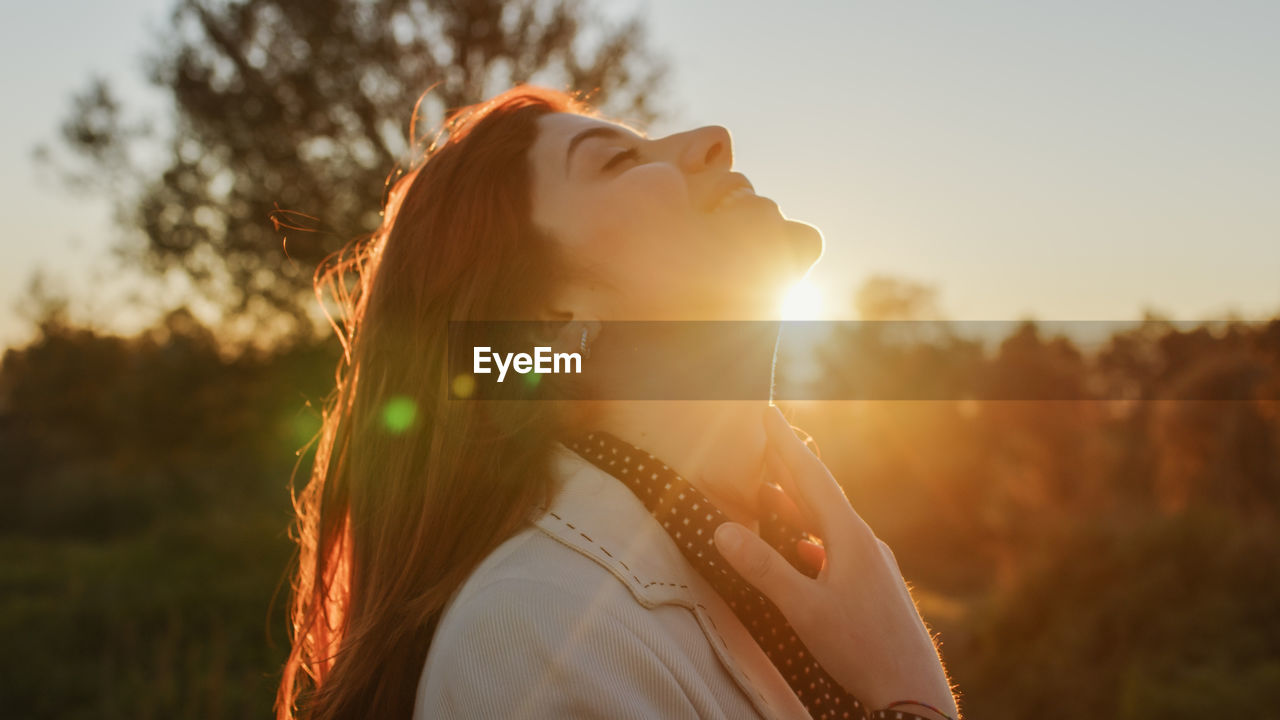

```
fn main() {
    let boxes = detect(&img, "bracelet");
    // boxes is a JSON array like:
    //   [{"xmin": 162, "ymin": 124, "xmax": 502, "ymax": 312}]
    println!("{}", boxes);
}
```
[{"xmin": 883, "ymin": 699, "xmax": 956, "ymax": 720}]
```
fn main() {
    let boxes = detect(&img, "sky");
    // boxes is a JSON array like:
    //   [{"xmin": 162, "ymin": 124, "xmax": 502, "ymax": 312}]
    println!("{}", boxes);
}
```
[{"xmin": 2, "ymin": 0, "xmax": 1278, "ymax": 350}]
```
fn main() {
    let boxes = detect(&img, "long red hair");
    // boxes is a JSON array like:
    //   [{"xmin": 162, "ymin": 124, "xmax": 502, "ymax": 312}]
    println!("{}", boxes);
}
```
[{"xmin": 277, "ymin": 86, "xmax": 594, "ymax": 719}]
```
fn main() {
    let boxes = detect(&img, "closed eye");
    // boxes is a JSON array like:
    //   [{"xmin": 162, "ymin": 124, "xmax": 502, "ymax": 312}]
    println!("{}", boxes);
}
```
[{"xmin": 602, "ymin": 148, "xmax": 639, "ymax": 172}]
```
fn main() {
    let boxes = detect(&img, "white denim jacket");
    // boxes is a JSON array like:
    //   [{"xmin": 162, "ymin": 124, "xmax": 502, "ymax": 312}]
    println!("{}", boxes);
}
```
[{"xmin": 413, "ymin": 443, "xmax": 813, "ymax": 719}]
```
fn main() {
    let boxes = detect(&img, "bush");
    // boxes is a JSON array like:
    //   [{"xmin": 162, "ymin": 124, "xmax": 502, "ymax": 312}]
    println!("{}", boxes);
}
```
[{"xmin": 953, "ymin": 510, "xmax": 1280, "ymax": 720}]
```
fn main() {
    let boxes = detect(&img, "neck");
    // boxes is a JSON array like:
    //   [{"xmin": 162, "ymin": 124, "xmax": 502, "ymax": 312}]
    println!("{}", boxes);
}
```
[
  {"xmin": 572, "ymin": 319, "xmax": 783, "ymax": 526},
  {"xmin": 594, "ymin": 400, "xmax": 770, "ymax": 528}
]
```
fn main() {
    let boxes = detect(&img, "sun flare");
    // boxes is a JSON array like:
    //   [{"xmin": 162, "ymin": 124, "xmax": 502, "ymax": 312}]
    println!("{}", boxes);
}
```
[{"xmin": 780, "ymin": 279, "xmax": 823, "ymax": 321}]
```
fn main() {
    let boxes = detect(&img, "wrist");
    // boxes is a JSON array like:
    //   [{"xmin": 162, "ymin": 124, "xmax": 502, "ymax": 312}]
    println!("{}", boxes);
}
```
[
  {"xmin": 865, "ymin": 653, "xmax": 955, "ymax": 712},
  {"xmin": 881, "ymin": 699, "xmax": 959, "ymax": 720}
]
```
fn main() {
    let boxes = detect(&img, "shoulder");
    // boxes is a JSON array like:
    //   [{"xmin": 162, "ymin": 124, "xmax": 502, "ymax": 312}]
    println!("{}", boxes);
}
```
[
  {"xmin": 441, "ymin": 524, "xmax": 644, "ymax": 623},
  {"xmin": 414, "ymin": 527, "xmax": 701, "ymax": 719},
  {"xmin": 425, "ymin": 525, "xmax": 672, "ymax": 666}
]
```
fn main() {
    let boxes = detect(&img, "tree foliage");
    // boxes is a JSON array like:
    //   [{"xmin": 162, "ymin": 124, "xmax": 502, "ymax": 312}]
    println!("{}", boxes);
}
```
[{"xmin": 52, "ymin": 0, "xmax": 666, "ymax": 335}]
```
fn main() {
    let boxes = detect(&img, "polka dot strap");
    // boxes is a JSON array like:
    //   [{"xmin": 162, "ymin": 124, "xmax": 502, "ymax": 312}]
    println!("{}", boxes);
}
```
[
  {"xmin": 564, "ymin": 431, "xmax": 871, "ymax": 720},
  {"xmin": 869, "ymin": 710, "xmax": 945, "ymax": 720}
]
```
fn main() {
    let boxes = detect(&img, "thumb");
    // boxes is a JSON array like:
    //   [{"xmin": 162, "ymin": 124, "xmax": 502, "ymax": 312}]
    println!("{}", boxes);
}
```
[{"xmin": 714, "ymin": 522, "xmax": 807, "ymax": 612}]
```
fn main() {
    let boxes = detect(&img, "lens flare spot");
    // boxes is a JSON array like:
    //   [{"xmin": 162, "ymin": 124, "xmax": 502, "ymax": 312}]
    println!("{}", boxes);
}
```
[
  {"xmin": 381, "ymin": 395, "xmax": 418, "ymax": 434},
  {"xmin": 451, "ymin": 373, "xmax": 476, "ymax": 399},
  {"xmin": 523, "ymin": 371, "xmax": 542, "ymax": 390},
  {"xmin": 290, "ymin": 411, "xmax": 322, "ymax": 448}
]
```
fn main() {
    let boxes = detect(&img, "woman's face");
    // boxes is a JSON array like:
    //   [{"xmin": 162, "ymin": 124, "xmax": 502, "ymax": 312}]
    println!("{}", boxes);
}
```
[{"xmin": 528, "ymin": 112, "xmax": 823, "ymax": 321}]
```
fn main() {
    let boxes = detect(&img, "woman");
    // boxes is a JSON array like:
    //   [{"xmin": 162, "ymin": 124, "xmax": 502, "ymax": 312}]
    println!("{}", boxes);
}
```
[{"xmin": 277, "ymin": 86, "xmax": 960, "ymax": 720}]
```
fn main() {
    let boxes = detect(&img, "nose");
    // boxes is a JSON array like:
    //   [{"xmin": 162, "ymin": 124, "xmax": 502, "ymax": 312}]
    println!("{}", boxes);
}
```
[{"xmin": 672, "ymin": 125, "xmax": 733, "ymax": 174}]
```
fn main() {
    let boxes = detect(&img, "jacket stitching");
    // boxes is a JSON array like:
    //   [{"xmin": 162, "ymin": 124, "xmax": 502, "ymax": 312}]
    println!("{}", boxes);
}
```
[
  {"xmin": 695, "ymin": 602, "xmax": 775, "ymax": 711},
  {"xmin": 542, "ymin": 512, "xmax": 689, "ymax": 591},
  {"xmin": 538, "ymin": 511, "xmax": 779, "ymax": 717}
]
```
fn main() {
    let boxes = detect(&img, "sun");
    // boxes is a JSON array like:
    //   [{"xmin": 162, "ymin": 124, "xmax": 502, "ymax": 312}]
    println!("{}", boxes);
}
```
[{"xmin": 780, "ymin": 279, "xmax": 823, "ymax": 321}]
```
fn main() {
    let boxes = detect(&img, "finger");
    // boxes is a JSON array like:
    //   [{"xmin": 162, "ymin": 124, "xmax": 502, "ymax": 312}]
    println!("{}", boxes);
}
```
[
  {"xmin": 796, "ymin": 538, "xmax": 826, "ymax": 575},
  {"xmin": 763, "ymin": 405, "xmax": 868, "ymax": 547},
  {"xmin": 762, "ymin": 407, "xmax": 839, "ymax": 533},
  {"xmin": 765, "ymin": 444, "xmax": 830, "ymax": 542},
  {"xmin": 714, "ymin": 522, "xmax": 809, "ymax": 612},
  {"xmin": 758, "ymin": 481, "xmax": 809, "ymax": 532},
  {"xmin": 760, "ymin": 471, "xmax": 827, "ymax": 573},
  {"xmin": 763, "ymin": 444, "xmax": 792, "ymax": 488},
  {"xmin": 763, "ymin": 405, "xmax": 834, "ymax": 487}
]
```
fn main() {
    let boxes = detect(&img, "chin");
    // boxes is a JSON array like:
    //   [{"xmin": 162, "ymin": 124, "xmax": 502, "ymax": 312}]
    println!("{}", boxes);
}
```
[{"xmin": 781, "ymin": 218, "xmax": 824, "ymax": 277}]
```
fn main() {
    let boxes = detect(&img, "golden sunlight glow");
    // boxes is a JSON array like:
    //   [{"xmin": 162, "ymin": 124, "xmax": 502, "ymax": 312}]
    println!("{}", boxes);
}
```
[{"xmin": 781, "ymin": 279, "xmax": 823, "ymax": 321}]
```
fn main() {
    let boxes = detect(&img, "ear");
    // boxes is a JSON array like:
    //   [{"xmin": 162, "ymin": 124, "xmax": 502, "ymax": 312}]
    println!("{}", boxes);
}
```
[
  {"xmin": 537, "ymin": 284, "xmax": 602, "ymax": 354},
  {"xmin": 550, "ymin": 318, "xmax": 600, "ymax": 357}
]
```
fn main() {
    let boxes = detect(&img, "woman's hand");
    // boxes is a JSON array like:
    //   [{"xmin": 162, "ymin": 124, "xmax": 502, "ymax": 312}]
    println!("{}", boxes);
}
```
[{"xmin": 713, "ymin": 405, "xmax": 959, "ymax": 718}]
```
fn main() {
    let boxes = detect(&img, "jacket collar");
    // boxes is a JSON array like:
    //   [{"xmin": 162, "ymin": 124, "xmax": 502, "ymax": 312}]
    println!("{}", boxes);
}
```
[
  {"xmin": 533, "ymin": 443, "xmax": 811, "ymax": 720},
  {"xmin": 535, "ymin": 443, "xmax": 700, "ymax": 607}
]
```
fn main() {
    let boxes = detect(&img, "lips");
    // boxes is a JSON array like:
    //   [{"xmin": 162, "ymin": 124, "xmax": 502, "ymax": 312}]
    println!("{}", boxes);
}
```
[{"xmin": 701, "ymin": 172, "xmax": 755, "ymax": 213}]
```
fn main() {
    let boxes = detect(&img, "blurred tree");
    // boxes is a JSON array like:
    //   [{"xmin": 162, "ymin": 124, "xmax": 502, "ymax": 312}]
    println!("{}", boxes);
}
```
[
  {"xmin": 853, "ymin": 273, "xmax": 944, "ymax": 322},
  {"xmin": 954, "ymin": 510, "xmax": 1280, "ymax": 720},
  {"xmin": 47, "ymin": 0, "xmax": 667, "ymax": 339},
  {"xmin": 1149, "ymin": 350, "xmax": 1280, "ymax": 516}
]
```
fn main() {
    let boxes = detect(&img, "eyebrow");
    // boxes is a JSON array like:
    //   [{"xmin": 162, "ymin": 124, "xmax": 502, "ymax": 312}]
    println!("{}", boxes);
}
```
[{"xmin": 564, "ymin": 127, "xmax": 627, "ymax": 176}]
